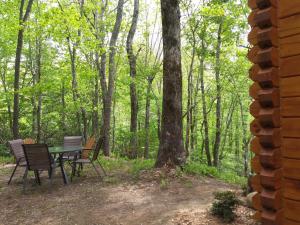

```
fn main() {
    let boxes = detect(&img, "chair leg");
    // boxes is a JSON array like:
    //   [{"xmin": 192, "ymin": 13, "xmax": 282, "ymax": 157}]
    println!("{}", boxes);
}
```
[
  {"xmin": 97, "ymin": 159, "xmax": 107, "ymax": 176},
  {"xmin": 34, "ymin": 170, "xmax": 41, "ymax": 185},
  {"xmin": 71, "ymin": 162, "xmax": 76, "ymax": 182},
  {"xmin": 8, "ymin": 162, "xmax": 19, "ymax": 185},
  {"xmin": 91, "ymin": 161, "xmax": 102, "ymax": 179},
  {"xmin": 23, "ymin": 168, "xmax": 28, "ymax": 192}
]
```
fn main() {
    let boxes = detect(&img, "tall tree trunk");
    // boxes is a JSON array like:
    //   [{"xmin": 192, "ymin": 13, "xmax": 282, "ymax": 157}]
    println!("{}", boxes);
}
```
[
  {"xmin": 13, "ymin": 0, "xmax": 34, "ymax": 139},
  {"xmin": 126, "ymin": 0, "xmax": 139, "ymax": 159},
  {"xmin": 213, "ymin": 20, "xmax": 223, "ymax": 167},
  {"xmin": 0, "ymin": 63, "xmax": 13, "ymax": 133},
  {"xmin": 61, "ymin": 80, "xmax": 67, "ymax": 135},
  {"xmin": 92, "ymin": 71, "xmax": 99, "ymax": 137},
  {"xmin": 185, "ymin": 47, "xmax": 195, "ymax": 155},
  {"xmin": 199, "ymin": 51, "xmax": 212, "ymax": 166},
  {"xmin": 144, "ymin": 77, "xmax": 153, "ymax": 158},
  {"xmin": 102, "ymin": 0, "xmax": 124, "ymax": 156},
  {"xmin": 155, "ymin": 0, "xmax": 186, "ymax": 167}
]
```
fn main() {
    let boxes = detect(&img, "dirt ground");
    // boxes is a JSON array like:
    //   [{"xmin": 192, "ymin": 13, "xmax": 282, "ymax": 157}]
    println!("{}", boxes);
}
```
[{"xmin": 0, "ymin": 162, "xmax": 258, "ymax": 225}]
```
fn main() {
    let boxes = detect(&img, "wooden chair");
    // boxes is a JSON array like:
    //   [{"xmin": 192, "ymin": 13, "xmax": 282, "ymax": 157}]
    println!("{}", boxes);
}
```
[
  {"xmin": 71, "ymin": 137, "xmax": 106, "ymax": 180},
  {"xmin": 23, "ymin": 138, "xmax": 36, "ymax": 144},
  {"xmin": 63, "ymin": 136, "xmax": 82, "ymax": 161},
  {"xmin": 7, "ymin": 139, "xmax": 26, "ymax": 185},
  {"xmin": 22, "ymin": 144, "xmax": 56, "ymax": 191},
  {"xmin": 82, "ymin": 136, "xmax": 96, "ymax": 159}
]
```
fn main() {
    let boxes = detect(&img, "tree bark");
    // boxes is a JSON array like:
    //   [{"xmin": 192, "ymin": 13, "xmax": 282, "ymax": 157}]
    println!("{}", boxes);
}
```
[
  {"xmin": 101, "ymin": 0, "xmax": 124, "ymax": 156},
  {"xmin": 144, "ymin": 77, "xmax": 154, "ymax": 158},
  {"xmin": 0, "ymin": 63, "xmax": 13, "ymax": 133},
  {"xmin": 155, "ymin": 0, "xmax": 186, "ymax": 167},
  {"xmin": 185, "ymin": 47, "xmax": 195, "ymax": 155},
  {"xmin": 213, "ymin": 20, "xmax": 223, "ymax": 167},
  {"xmin": 13, "ymin": 0, "xmax": 34, "ymax": 139},
  {"xmin": 198, "ymin": 48, "xmax": 212, "ymax": 166},
  {"xmin": 126, "ymin": 0, "xmax": 139, "ymax": 159}
]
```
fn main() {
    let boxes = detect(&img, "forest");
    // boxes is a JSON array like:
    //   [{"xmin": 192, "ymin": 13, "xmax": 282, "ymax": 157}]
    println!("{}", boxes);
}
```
[{"xmin": 0, "ymin": 0, "xmax": 251, "ymax": 182}]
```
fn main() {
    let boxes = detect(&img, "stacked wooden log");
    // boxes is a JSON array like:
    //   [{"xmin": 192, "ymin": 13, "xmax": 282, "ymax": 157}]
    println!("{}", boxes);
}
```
[
  {"xmin": 248, "ymin": 0, "xmax": 283, "ymax": 224},
  {"xmin": 279, "ymin": 1, "xmax": 300, "ymax": 224}
]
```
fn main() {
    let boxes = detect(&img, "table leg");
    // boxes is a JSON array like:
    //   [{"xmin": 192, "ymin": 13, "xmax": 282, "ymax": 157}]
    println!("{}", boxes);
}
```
[{"xmin": 59, "ymin": 154, "xmax": 68, "ymax": 184}]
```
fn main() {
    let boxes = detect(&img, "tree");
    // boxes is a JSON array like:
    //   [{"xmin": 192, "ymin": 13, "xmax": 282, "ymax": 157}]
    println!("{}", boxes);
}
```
[
  {"xmin": 13, "ymin": 0, "xmax": 34, "ymax": 139},
  {"xmin": 101, "ymin": 0, "xmax": 124, "ymax": 156},
  {"xmin": 126, "ymin": 0, "xmax": 139, "ymax": 159},
  {"xmin": 155, "ymin": 0, "xmax": 186, "ymax": 167}
]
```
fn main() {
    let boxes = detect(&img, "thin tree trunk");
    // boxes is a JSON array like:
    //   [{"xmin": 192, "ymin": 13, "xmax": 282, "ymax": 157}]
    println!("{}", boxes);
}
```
[
  {"xmin": 13, "ymin": 0, "xmax": 34, "ymax": 139},
  {"xmin": 126, "ymin": 0, "xmax": 139, "ymax": 159},
  {"xmin": 198, "ymin": 49, "xmax": 212, "ymax": 166},
  {"xmin": 61, "ymin": 80, "xmax": 66, "ymax": 135},
  {"xmin": 0, "ymin": 63, "xmax": 13, "ymax": 133},
  {"xmin": 185, "ymin": 47, "xmax": 195, "ymax": 155},
  {"xmin": 102, "ymin": 0, "xmax": 124, "ymax": 156},
  {"xmin": 155, "ymin": 0, "xmax": 186, "ymax": 167},
  {"xmin": 144, "ymin": 77, "xmax": 153, "ymax": 158},
  {"xmin": 213, "ymin": 20, "xmax": 223, "ymax": 167}
]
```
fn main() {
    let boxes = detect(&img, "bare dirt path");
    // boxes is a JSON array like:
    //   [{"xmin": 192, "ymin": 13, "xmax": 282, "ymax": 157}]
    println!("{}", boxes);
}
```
[{"xmin": 0, "ymin": 164, "xmax": 257, "ymax": 225}]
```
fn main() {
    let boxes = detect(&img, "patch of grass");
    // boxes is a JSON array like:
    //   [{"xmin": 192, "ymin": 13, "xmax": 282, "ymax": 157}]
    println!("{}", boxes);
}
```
[
  {"xmin": 98, "ymin": 157, "xmax": 128, "ymax": 172},
  {"xmin": 211, "ymin": 191, "xmax": 241, "ymax": 223},
  {"xmin": 130, "ymin": 159, "xmax": 155, "ymax": 177},
  {"xmin": 0, "ymin": 156, "xmax": 13, "ymax": 165},
  {"xmin": 183, "ymin": 162, "xmax": 247, "ymax": 186}
]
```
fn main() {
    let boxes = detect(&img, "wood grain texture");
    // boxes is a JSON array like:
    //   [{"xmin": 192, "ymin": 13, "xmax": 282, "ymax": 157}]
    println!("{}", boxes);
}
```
[
  {"xmin": 284, "ymin": 218, "xmax": 300, "ymax": 225},
  {"xmin": 256, "ymin": 0, "xmax": 277, "ymax": 9},
  {"xmin": 260, "ymin": 168, "xmax": 282, "ymax": 190},
  {"xmin": 250, "ymin": 100, "xmax": 260, "ymax": 118},
  {"xmin": 285, "ymin": 199, "xmax": 300, "ymax": 222},
  {"xmin": 250, "ymin": 66, "xmax": 279, "ymax": 88},
  {"xmin": 258, "ymin": 27, "xmax": 278, "ymax": 48},
  {"xmin": 249, "ymin": 27, "xmax": 259, "ymax": 45},
  {"xmin": 252, "ymin": 154, "xmax": 262, "ymax": 173},
  {"xmin": 250, "ymin": 137, "xmax": 261, "ymax": 154},
  {"xmin": 282, "ymin": 138, "xmax": 300, "ymax": 159},
  {"xmin": 258, "ymin": 88, "xmax": 280, "ymax": 108},
  {"xmin": 252, "ymin": 174, "xmax": 262, "ymax": 192},
  {"xmin": 260, "ymin": 148, "xmax": 282, "ymax": 169},
  {"xmin": 258, "ymin": 128, "xmax": 281, "ymax": 148},
  {"xmin": 283, "ymin": 158, "xmax": 300, "ymax": 180},
  {"xmin": 250, "ymin": 82, "xmax": 261, "ymax": 100},
  {"xmin": 279, "ymin": 14, "xmax": 300, "ymax": 38},
  {"xmin": 257, "ymin": 47, "xmax": 279, "ymax": 68},
  {"xmin": 254, "ymin": 7, "xmax": 278, "ymax": 29},
  {"xmin": 282, "ymin": 97, "xmax": 300, "ymax": 117},
  {"xmin": 282, "ymin": 76, "xmax": 300, "ymax": 97},
  {"xmin": 259, "ymin": 107, "xmax": 280, "ymax": 128},
  {"xmin": 280, "ymin": 55, "xmax": 300, "ymax": 77},
  {"xmin": 282, "ymin": 118, "xmax": 300, "ymax": 138},
  {"xmin": 253, "ymin": 192, "xmax": 262, "ymax": 210},
  {"xmin": 248, "ymin": 0, "xmax": 257, "ymax": 10},
  {"xmin": 261, "ymin": 209, "xmax": 284, "ymax": 225},
  {"xmin": 251, "ymin": 119, "xmax": 262, "ymax": 136},
  {"xmin": 249, "ymin": 9, "xmax": 258, "ymax": 28},
  {"xmin": 280, "ymin": 33, "xmax": 300, "ymax": 58},
  {"xmin": 248, "ymin": 45, "xmax": 260, "ymax": 64},
  {"xmin": 284, "ymin": 178, "xmax": 300, "ymax": 201},
  {"xmin": 279, "ymin": 1, "xmax": 300, "ymax": 19},
  {"xmin": 260, "ymin": 189, "xmax": 283, "ymax": 210}
]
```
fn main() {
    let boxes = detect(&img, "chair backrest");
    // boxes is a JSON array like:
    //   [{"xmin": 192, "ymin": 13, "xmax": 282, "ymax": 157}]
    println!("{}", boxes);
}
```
[
  {"xmin": 22, "ymin": 144, "xmax": 51, "ymax": 171},
  {"xmin": 23, "ymin": 138, "xmax": 36, "ymax": 144},
  {"xmin": 82, "ymin": 136, "xmax": 96, "ymax": 159},
  {"xmin": 91, "ymin": 137, "xmax": 104, "ymax": 161},
  {"xmin": 63, "ymin": 136, "xmax": 82, "ymax": 147},
  {"xmin": 8, "ymin": 139, "xmax": 24, "ymax": 161}
]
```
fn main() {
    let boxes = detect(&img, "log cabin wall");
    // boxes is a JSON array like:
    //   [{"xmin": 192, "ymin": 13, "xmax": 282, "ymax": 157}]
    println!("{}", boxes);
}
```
[{"xmin": 249, "ymin": 0, "xmax": 300, "ymax": 224}]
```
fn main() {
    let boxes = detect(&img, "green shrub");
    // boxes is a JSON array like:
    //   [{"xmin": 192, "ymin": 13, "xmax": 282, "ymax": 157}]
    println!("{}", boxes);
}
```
[
  {"xmin": 211, "ymin": 191, "xmax": 241, "ymax": 223},
  {"xmin": 130, "ymin": 159, "xmax": 155, "ymax": 176}
]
